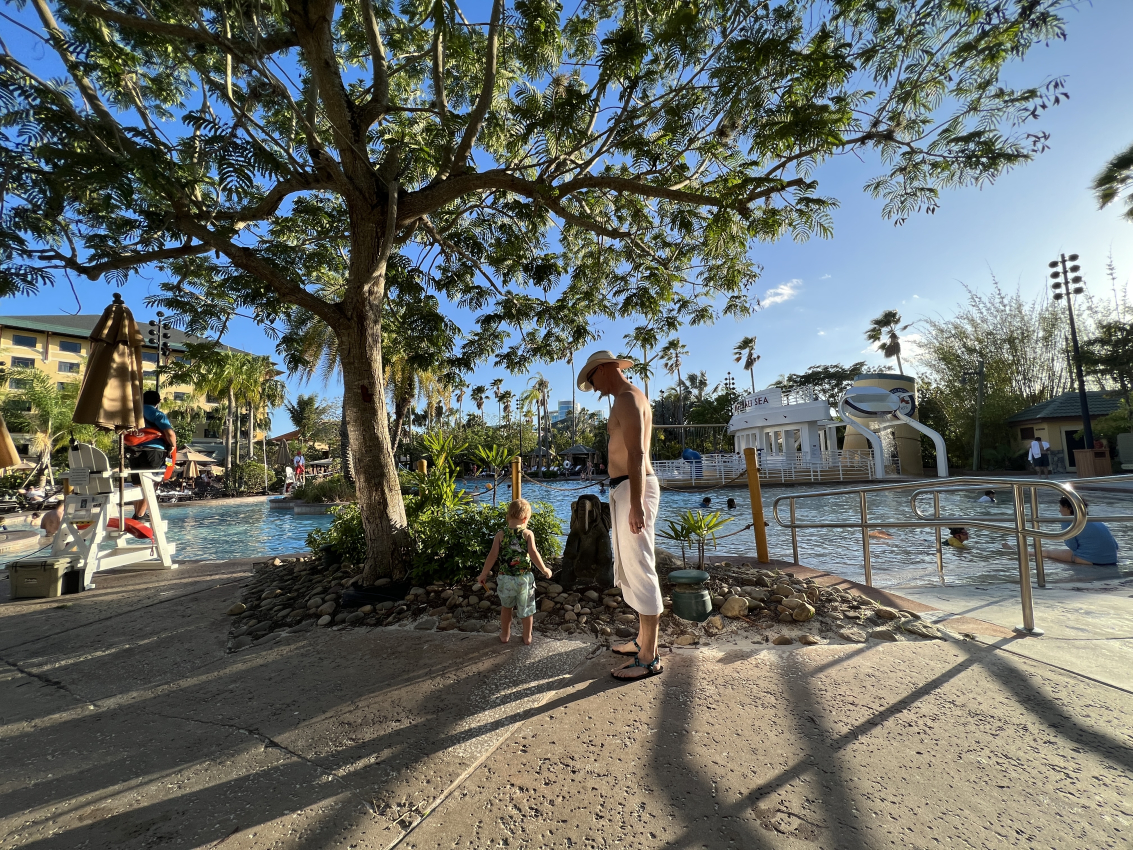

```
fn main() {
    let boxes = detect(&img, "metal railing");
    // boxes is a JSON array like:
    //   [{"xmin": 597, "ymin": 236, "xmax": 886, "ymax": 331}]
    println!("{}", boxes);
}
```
[
  {"xmin": 653, "ymin": 450, "xmax": 884, "ymax": 485},
  {"xmin": 771, "ymin": 474, "xmax": 1133, "ymax": 636}
]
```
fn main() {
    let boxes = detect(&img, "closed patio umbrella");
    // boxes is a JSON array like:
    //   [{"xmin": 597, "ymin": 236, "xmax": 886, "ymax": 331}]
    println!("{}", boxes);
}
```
[
  {"xmin": 73, "ymin": 293, "xmax": 145, "ymax": 526},
  {"xmin": 182, "ymin": 459, "xmax": 200, "ymax": 480},
  {"xmin": 274, "ymin": 439, "xmax": 291, "ymax": 467},
  {"xmin": 0, "ymin": 414, "xmax": 20, "ymax": 469}
]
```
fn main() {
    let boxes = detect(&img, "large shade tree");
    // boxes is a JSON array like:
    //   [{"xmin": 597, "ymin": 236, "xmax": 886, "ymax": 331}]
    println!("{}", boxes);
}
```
[{"xmin": 1, "ymin": 0, "xmax": 1071, "ymax": 581}]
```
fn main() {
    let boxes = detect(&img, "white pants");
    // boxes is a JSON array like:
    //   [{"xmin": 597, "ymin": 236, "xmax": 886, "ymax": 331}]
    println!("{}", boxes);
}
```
[{"xmin": 609, "ymin": 476, "xmax": 663, "ymax": 616}]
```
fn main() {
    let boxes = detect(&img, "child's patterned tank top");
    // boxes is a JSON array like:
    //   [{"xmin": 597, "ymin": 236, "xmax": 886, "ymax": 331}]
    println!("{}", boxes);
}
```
[{"xmin": 499, "ymin": 526, "xmax": 533, "ymax": 576}]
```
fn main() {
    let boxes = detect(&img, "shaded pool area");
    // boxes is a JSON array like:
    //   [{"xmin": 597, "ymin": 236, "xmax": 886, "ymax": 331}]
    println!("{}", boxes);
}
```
[{"xmin": 159, "ymin": 482, "xmax": 1133, "ymax": 589}]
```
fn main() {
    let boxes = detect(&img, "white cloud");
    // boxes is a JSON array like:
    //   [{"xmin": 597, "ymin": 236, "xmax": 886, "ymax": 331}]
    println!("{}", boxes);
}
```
[
  {"xmin": 819, "ymin": 274, "xmax": 831, "ymax": 280},
  {"xmin": 763, "ymin": 279, "xmax": 801, "ymax": 307},
  {"xmin": 817, "ymin": 330, "xmax": 826, "ymax": 336}
]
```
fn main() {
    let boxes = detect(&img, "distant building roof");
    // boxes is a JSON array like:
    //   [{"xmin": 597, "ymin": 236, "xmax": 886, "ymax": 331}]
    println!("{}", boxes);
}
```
[
  {"xmin": 0, "ymin": 314, "xmax": 253, "ymax": 354},
  {"xmin": 1007, "ymin": 391, "xmax": 1123, "ymax": 424}
]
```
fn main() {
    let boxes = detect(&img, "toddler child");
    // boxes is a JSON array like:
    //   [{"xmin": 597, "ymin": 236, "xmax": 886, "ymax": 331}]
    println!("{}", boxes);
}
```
[{"xmin": 477, "ymin": 498, "xmax": 553, "ymax": 645}]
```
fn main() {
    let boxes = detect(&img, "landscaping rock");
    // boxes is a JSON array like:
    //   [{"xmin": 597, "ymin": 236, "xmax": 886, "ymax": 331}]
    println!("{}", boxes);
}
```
[
  {"xmin": 547, "ymin": 583, "xmax": 564, "ymax": 595},
  {"xmin": 563, "ymin": 611, "xmax": 578, "ymax": 622},
  {"xmin": 317, "ymin": 601, "xmax": 336, "ymax": 617},
  {"xmin": 874, "ymin": 606, "xmax": 900, "ymax": 620},
  {"xmin": 675, "ymin": 635, "xmax": 698, "ymax": 646},
  {"xmin": 792, "ymin": 603, "xmax": 816, "ymax": 622},
  {"xmin": 345, "ymin": 612, "xmax": 365, "ymax": 624},
  {"xmin": 540, "ymin": 598, "xmax": 556, "ymax": 613},
  {"xmin": 602, "ymin": 587, "xmax": 622, "ymax": 596},
  {"xmin": 837, "ymin": 628, "xmax": 868, "ymax": 643},
  {"xmin": 901, "ymin": 620, "xmax": 945, "ymax": 640},
  {"xmin": 373, "ymin": 577, "xmax": 391, "ymax": 587},
  {"xmin": 481, "ymin": 624, "xmax": 497, "ymax": 634},
  {"xmin": 603, "ymin": 597, "xmax": 620, "ymax": 609},
  {"xmin": 584, "ymin": 590, "xmax": 601, "ymax": 603},
  {"xmin": 798, "ymin": 634, "xmax": 822, "ymax": 645},
  {"xmin": 772, "ymin": 635, "xmax": 793, "ymax": 645},
  {"xmin": 226, "ymin": 603, "xmax": 246, "ymax": 615},
  {"xmin": 869, "ymin": 628, "xmax": 899, "ymax": 642},
  {"xmin": 458, "ymin": 621, "xmax": 484, "ymax": 632},
  {"xmin": 317, "ymin": 615, "xmax": 332, "ymax": 627},
  {"xmin": 437, "ymin": 620, "xmax": 459, "ymax": 631},
  {"xmin": 414, "ymin": 618, "xmax": 438, "ymax": 631},
  {"xmin": 710, "ymin": 595, "xmax": 725, "ymax": 609},
  {"xmin": 720, "ymin": 596, "xmax": 749, "ymax": 618},
  {"xmin": 615, "ymin": 627, "xmax": 634, "ymax": 638},
  {"xmin": 615, "ymin": 613, "xmax": 637, "ymax": 623},
  {"xmin": 705, "ymin": 615, "xmax": 724, "ymax": 631}
]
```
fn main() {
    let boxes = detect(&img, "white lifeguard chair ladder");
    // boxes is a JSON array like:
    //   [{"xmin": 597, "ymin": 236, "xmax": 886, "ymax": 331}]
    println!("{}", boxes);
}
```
[{"xmin": 51, "ymin": 442, "xmax": 177, "ymax": 588}]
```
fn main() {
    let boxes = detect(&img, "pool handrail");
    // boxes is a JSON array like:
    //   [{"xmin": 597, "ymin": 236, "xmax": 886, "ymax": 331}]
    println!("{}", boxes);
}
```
[{"xmin": 770, "ymin": 474, "xmax": 1133, "ymax": 636}]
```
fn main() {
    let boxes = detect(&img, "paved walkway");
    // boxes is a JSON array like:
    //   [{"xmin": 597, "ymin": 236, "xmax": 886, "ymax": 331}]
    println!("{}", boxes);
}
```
[{"xmin": 2, "ymin": 560, "xmax": 1132, "ymax": 849}]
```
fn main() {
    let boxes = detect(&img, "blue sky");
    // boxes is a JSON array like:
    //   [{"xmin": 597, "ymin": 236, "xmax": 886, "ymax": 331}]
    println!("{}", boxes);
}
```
[{"xmin": 6, "ymin": 1, "xmax": 1132, "ymax": 426}]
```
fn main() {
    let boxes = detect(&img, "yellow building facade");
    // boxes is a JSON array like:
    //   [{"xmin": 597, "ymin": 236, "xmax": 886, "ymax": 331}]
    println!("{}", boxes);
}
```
[{"xmin": 0, "ymin": 315, "xmax": 246, "ymax": 462}]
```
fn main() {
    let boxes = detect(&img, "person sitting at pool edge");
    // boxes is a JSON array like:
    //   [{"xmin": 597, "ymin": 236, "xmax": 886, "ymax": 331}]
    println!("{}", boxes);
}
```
[
  {"xmin": 947, "ymin": 528, "xmax": 971, "ymax": 549},
  {"xmin": 1047, "ymin": 497, "xmax": 1118, "ymax": 565}
]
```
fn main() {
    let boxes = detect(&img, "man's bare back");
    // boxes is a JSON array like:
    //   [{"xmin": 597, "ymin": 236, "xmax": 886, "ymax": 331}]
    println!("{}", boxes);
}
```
[{"xmin": 607, "ymin": 385, "xmax": 654, "ymax": 478}]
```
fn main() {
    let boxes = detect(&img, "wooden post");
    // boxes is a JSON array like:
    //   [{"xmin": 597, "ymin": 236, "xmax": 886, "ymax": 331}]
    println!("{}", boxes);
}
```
[
  {"xmin": 743, "ymin": 447, "xmax": 770, "ymax": 564},
  {"xmin": 510, "ymin": 456, "xmax": 521, "ymax": 501},
  {"xmin": 416, "ymin": 459, "xmax": 428, "ymax": 475}
]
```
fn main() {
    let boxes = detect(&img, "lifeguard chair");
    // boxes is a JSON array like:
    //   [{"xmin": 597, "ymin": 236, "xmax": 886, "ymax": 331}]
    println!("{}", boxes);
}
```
[{"xmin": 51, "ymin": 442, "xmax": 177, "ymax": 589}]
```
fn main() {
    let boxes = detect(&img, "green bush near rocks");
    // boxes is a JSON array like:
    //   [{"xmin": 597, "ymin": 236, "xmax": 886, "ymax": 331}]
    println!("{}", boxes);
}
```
[
  {"xmin": 293, "ymin": 474, "xmax": 355, "ymax": 504},
  {"xmin": 306, "ymin": 500, "xmax": 562, "ymax": 586}
]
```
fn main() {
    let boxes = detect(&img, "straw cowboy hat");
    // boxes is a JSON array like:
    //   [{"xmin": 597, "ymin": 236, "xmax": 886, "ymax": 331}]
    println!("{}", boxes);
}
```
[{"xmin": 576, "ymin": 350, "xmax": 633, "ymax": 392}]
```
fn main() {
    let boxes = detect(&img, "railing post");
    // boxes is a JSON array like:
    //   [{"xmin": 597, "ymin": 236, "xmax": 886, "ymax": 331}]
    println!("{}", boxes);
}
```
[
  {"xmin": 743, "ymin": 448, "xmax": 771, "ymax": 563},
  {"xmin": 1013, "ymin": 484, "xmax": 1043, "ymax": 636},
  {"xmin": 789, "ymin": 498, "xmax": 799, "ymax": 565},
  {"xmin": 510, "ymin": 457, "xmax": 521, "ymax": 501},
  {"xmin": 933, "ymin": 491, "xmax": 945, "ymax": 586},
  {"xmin": 860, "ymin": 490, "xmax": 872, "ymax": 586},
  {"xmin": 1030, "ymin": 486, "xmax": 1046, "ymax": 588}
]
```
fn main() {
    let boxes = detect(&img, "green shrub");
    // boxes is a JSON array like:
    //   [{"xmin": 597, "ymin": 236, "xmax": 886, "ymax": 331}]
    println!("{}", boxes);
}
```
[
  {"xmin": 306, "ymin": 499, "xmax": 562, "ymax": 586},
  {"xmin": 293, "ymin": 474, "xmax": 355, "ymax": 503},
  {"xmin": 306, "ymin": 503, "xmax": 367, "ymax": 566},
  {"xmin": 225, "ymin": 460, "xmax": 270, "ymax": 494}
]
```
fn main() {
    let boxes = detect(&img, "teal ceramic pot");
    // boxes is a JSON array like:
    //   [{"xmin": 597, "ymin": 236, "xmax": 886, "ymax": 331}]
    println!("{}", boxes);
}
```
[{"xmin": 668, "ymin": 568, "xmax": 712, "ymax": 623}]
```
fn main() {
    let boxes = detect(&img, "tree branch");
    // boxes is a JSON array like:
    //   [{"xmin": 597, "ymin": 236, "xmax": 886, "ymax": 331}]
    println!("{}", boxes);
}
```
[
  {"xmin": 449, "ymin": 0, "xmax": 503, "ymax": 176},
  {"xmin": 38, "ymin": 242, "xmax": 213, "ymax": 279},
  {"xmin": 357, "ymin": 0, "xmax": 390, "ymax": 124}
]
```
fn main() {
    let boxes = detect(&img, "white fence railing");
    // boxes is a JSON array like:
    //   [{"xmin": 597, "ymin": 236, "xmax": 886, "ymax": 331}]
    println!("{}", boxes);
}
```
[{"xmin": 653, "ymin": 450, "xmax": 891, "ymax": 485}]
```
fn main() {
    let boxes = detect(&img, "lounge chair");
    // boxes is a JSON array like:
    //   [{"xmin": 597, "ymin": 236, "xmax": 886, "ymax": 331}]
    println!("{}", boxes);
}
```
[{"xmin": 50, "ymin": 442, "xmax": 177, "ymax": 589}]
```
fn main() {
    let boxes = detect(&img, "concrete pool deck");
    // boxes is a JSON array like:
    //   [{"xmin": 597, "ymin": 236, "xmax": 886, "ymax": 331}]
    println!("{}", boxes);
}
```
[{"xmin": 2, "ymin": 559, "xmax": 1132, "ymax": 849}]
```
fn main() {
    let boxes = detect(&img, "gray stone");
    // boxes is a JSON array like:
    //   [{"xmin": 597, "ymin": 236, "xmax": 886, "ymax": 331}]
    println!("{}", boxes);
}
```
[
  {"xmin": 792, "ymin": 603, "xmax": 816, "ymax": 622},
  {"xmin": 458, "ymin": 621, "xmax": 484, "ymax": 632},
  {"xmin": 317, "ymin": 601, "xmax": 336, "ymax": 617},
  {"xmin": 478, "ymin": 600, "xmax": 492, "ymax": 610},
  {"xmin": 584, "ymin": 590, "xmax": 601, "ymax": 603},
  {"xmin": 705, "ymin": 615, "xmax": 725, "ymax": 632},
  {"xmin": 675, "ymin": 634, "xmax": 698, "ymax": 646},
  {"xmin": 901, "ymin": 620, "xmax": 945, "ymax": 640},
  {"xmin": 373, "ymin": 577, "xmax": 391, "ymax": 587},
  {"xmin": 333, "ymin": 612, "xmax": 349, "ymax": 624},
  {"xmin": 869, "ymin": 628, "xmax": 899, "ymax": 642},
  {"xmin": 720, "ymin": 596, "xmax": 749, "ymax": 618},
  {"xmin": 874, "ymin": 606, "xmax": 900, "ymax": 620},
  {"xmin": 798, "ymin": 634, "xmax": 822, "ymax": 646},
  {"xmin": 547, "ymin": 583, "xmax": 564, "ymax": 595},
  {"xmin": 227, "ymin": 603, "xmax": 247, "ymax": 615},
  {"xmin": 563, "ymin": 611, "xmax": 578, "ymax": 622},
  {"xmin": 247, "ymin": 621, "xmax": 271, "ymax": 636},
  {"xmin": 772, "ymin": 635, "xmax": 793, "ymax": 645},
  {"xmin": 532, "ymin": 611, "xmax": 549, "ymax": 623},
  {"xmin": 603, "ymin": 597, "xmax": 620, "ymax": 609},
  {"xmin": 711, "ymin": 595, "xmax": 725, "ymax": 609},
  {"xmin": 838, "ymin": 628, "xmax": 868, "ymax": 643},
  {"xmin": 615, "ymin": 613, "xmax": 637, "ymax": 623},
  {"xmin": 317, "ymin": 615, "xmax": 333, "ymax": 627},
  {"xmin": 481, "ymin": 624, "xmax": 498, "ymax": 634},
  {"xmin": 615, "ymin": 627, "xmax": 634, "ymax": 638},
  {"xmin": 345, "ymin": 612, "xmax": 365, "ymax": 624},
  {"xmin": 414, "ymin": 618, "xmax": 438, "ymax": 630},
  {"xmin": 603, "ymin": 587, "xmax": 622, "ymax": 596},
  {"xmin": 540, "ymin": 598, "xmax": 557, "ymax": 613}
]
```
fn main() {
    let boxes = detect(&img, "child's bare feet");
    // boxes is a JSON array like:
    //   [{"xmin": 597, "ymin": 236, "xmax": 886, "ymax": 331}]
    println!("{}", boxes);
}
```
[
  {"xmin": 522, "ymin": 634, "xmax": 533, "ymax": 645},
  {"xmin": 500, "ymin": 631, "xmax": 510, "ymax": 643}
]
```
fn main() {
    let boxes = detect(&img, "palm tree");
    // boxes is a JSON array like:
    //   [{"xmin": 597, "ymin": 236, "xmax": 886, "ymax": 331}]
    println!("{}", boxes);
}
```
[
  {"xmin": 172, "ymin": 347, "xmax": 247, "ymax": 472},
  {"xmin": 1093, "ymin": 139, "xmax": 1133, "ymax": 222},
  {"xmin": 471, "ymin": 385, "xmax": 487, "ymax": 422},
  {"xmin": 285, "ymin": 394, "xmax": 335, "ymax": 450},
  {"xmin": 733, "ymin": 335, "xmax": 760, "ymax": 393},
  {"xmin": 660, "ymin": 338, "xmax": 689, "ymax": 422},
  {"xmin": 490, "ymin": 378, "xmax": 505, "ymax": 423},
  {"xmin": 1, "ymin": 369, "xmax": 90, "ymax": 485},
  {"xmin": 865, "ymin": 310, "xmax": 913, "ymax": 374},
  {"xmin": 685, "ymin": 370, "xmax": 715, "ymax": 405},
  {"xmin": 240, "ymin": 355, "xmax": 285, "ymax": 461},
  {"xmin": 452, "ymin": 377, "xmax": 468, "ymax": 423},
  {"xmin": 623, "ymin": 326, "xmax": 661, "ymax": 399}
]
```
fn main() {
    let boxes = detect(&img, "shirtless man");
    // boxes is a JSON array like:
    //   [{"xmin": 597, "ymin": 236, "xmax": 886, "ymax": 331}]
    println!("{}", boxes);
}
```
[{"xmin": 577, "ymin": 350, "xmax": 664, "ymax": 680}]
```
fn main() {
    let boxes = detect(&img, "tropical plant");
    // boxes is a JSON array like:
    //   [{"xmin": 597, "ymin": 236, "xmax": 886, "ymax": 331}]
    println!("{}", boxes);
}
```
[
  {"xmin": 285, "ymin": 394, "xmax": 336, "ymax": 449},
  {"xmin": 660, "ymin": 339, "xmax": 689, "ymax": 427},
  {"xmin": 471, "ymin": 444, "xmax": 512, "ymax": 506},
  {"xmin": 659, "ymin": 510, "xmax": 733, "ymax": 569},
  {"xmin": 4, "ymin": 0, "xmax": 1074, "ymax": 582},
  {"xmin": 292, "ymin": 474, "xmax": 355, "ymax": 504},
  {"xmin": 470, "ymin": 386, "xmax": 487, "ymax": 422},
  {"xmin": 733, "ymin": 336, "xmax": 760, "ymax": 393},
  {"xmin": 0, "ymin": 369, "xmax": 91, "ymax": 481},
  {"xmin": 865, "ymin": 311, "xmax": 913, "ymax": 375},
  {"xmin": 224, "ymin": 460, "xmax": 271, "ymax": 496},
  {"xmin": 775, "ymin": 362, "xmax": 872, "ymax": 407},
  {"xmin": 1081, "ymin": 320, "xmax": 1133, "ymax": 428},
  {"xmin": 1093, "ymin": 140, "xmax": 1133, "ymax": 223}
]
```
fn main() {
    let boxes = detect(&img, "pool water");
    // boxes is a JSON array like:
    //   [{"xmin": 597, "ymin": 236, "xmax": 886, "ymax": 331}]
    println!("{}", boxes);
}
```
[{"xmin": 162, "ymin": 483, "xmax": 1133, "ymax": 589}]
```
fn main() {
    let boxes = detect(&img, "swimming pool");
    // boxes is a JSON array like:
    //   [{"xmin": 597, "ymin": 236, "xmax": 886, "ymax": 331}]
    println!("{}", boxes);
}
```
[{"xmin": 161, "ymin": 482, "xmax": 1133, "ymax": 589}]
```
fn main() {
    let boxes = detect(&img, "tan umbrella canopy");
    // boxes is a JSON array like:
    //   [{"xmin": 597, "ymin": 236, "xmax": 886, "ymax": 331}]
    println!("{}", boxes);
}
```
[
  {"xmin": 74, "ymin": 293, "xmax": 145, "ymax": 431},
  {"xmin": 0, "ymin": 414, "xmax": 20, "ymax": 469},
  {"xmin": 72, "ymin": 294, "xmax": 145, "ymax": 525},
  {"xmin": 177, "ymin": 448, "xmax": 216, "ymax": 465},
  {"xmin": 182, "ymin": 459, "xmax": 200, "ymax": 480},
  {"xmin": 275, "ymin": 439, "xmax": 291, "ymax": 467}
]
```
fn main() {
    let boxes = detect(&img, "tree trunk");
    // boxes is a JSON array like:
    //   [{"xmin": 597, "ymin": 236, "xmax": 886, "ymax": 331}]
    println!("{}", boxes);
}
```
[
  {"xmin": 225, "ymin": 388, "xmax": 235, "ymax": 472},
  {"xmin": 338, "ymin": 301, "xmax": 411, "ymax": 584},
  {"xmin": 340, "ymin": 396, "xmax": 355, "ymax": 483},
  {"xmin": 247, "ymin": 401, "xmax": 255, "ymax": 460}
]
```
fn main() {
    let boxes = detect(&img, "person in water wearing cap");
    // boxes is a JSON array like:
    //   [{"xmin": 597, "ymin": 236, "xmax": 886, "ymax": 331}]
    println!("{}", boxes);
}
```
[{"xmin": 578, "ymin": 349, "xmax": 664, "ymax": 680}]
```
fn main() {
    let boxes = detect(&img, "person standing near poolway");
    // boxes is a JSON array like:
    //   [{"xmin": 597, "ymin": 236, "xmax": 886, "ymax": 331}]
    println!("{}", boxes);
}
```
[
  {"xmin": 577, "ymin": 349, "xmax": 664, "ymax": 681},
  {"xmin": 1028, "ymin": 437, "xmax": 1051, "ymax": 477}
]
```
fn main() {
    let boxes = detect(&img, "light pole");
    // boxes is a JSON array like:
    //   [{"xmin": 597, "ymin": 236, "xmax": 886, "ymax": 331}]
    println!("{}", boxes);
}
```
[
  {"xmin": 147, "ymin": 311, "xmax": 171, "ymax": 394},
  {"xmin": 1049, "ymin": 253, "xmax": 1093, "ymax": 451},
  {"xmin": 960, "ymin": 360, "xmax": 985, "ymax": 471}
]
